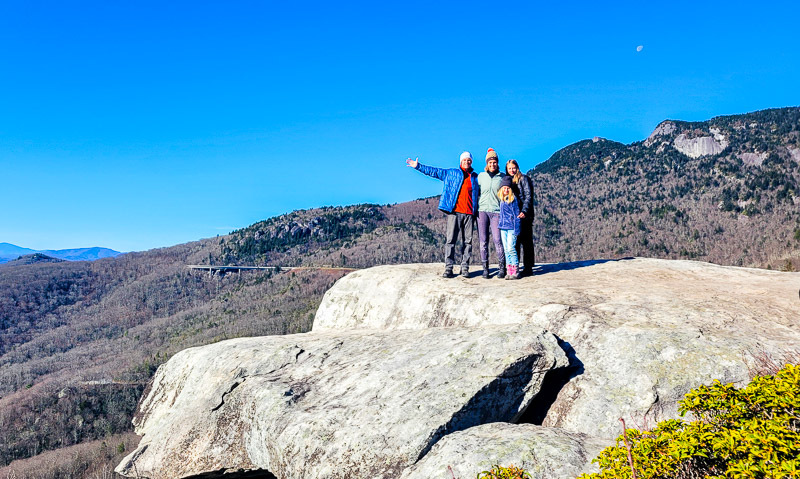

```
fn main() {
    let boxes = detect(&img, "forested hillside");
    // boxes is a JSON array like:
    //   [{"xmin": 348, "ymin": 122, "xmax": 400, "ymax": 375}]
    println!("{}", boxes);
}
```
[
  {"xmin": 0, "ymin": 199, "xmax": 446, "ymax": 476},
  {"xmin": 529, "ymin": 106, "xmax": 800, "ymax": 271},
  {"xmin": 2, "ymin": 106, "xmax": 799, "ymax": 477},
  {"xmin": 0, "ymin": 241, "xmax": 347, "ymax": 474},
  {"xmin": 219, "ymin": 200, "xmax": 444, "ymax": 268}
]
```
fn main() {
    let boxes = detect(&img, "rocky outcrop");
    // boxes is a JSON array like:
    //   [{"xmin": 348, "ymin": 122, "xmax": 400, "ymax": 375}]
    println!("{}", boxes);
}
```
[
  {"xmin": 673, "ymin": 133, "xmax": 728, "ymax": 158},
  {"xmin": 119, "ymin": 258, "xmax": 800, "ymax": 478},
  {"xmin": 116, "ymin": 326, "xmax": 567, "ymax": 479},
  {"xmin": 400, "ymin": 423, "xmax": 607, "ymax": 479},
  {"xmin": 314, "ymin": 259, "xmax": 800, "ymax": 439},
  {"xmin": 740, "ymin": 152, "xmax": 767, "ymax": 166},
  {"xmin": 646, "ymin": 123, "xmax": 731, "ymax": 158},
  {"xmin": 789, "ymin": 147, "xmax": 800, "ymax": 164},
  {"xmin": 643, "ymin": 121, "xmax": 676, "ymax": 147}
]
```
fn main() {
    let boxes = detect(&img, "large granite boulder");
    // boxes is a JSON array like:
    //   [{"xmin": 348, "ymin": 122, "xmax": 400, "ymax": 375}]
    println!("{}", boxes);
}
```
[
  {"xmin": 116, "ymin": 326, "xmax": 567, "ymax": 479},
  {"xmin": 313, "ymin": 258, "xmax": 800, "ymax": 438},
  {"xmin": 400, "ymin": 423, "xmax": 608, "ymax": 479}
]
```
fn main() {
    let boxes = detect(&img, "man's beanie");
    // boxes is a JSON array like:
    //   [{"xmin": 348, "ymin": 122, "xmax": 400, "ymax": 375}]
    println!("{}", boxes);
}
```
[
  {"xmin": 500, "ymin": 175, "xmax": 513, "ymax": 189},
  {"xmin": 486, "ymin": 148, "xmax": 498, "ymax": 161},
  {"xmin": 460, "ymin": 151, "xmax": 473, "ymax": 161}
]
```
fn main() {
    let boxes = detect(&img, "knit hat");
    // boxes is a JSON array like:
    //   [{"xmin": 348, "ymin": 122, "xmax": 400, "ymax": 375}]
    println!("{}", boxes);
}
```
[
  {"xmin": 500, "ymin": 176, "xmax": 513, "ymax": 189},
  {"xmin": 486, "ymin": 148, "xmax": 498, "ymax": 161},
  {"xmin": 459, "ymin": 151, "xmax": 473, "ymax": 161}
]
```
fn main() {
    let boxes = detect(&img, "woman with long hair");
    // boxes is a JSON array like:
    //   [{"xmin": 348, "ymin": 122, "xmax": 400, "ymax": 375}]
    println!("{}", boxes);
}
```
[{"xmin": 506, "ymin": 159, "xmax": 535, "ymax": 276}]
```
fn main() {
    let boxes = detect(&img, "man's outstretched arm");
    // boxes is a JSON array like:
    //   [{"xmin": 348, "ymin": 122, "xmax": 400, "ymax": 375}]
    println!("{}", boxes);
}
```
[{"xmin": 406, "ymin": 157, "xmax": 447, "ymax": 181}]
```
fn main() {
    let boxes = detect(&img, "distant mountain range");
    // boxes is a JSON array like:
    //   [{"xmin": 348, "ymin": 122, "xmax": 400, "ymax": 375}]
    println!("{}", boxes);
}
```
[{"xmin": 0, "ymin": 243, "xmax": 122, "ymax": 264}]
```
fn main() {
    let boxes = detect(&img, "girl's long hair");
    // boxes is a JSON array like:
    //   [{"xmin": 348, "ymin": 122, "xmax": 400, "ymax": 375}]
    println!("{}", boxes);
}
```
[
  {"xmin": 497, "ymin": 187, "xmax": 516, "ymax": 204},
  {"xmin": 506, "ymin": 159, "xmax": 523, "ymax": 184}
]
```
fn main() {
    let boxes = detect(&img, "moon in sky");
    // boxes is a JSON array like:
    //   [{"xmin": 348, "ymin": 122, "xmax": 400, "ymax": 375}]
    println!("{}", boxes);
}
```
[{"xmin": 636, "ymin": 45, "xmax": 644, "ymax": 52}]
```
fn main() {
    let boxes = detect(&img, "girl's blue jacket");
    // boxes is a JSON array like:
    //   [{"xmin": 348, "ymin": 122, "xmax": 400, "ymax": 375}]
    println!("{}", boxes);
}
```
[
  {"xmin": 415, "ymin": 163, "xmax": 479, "ymax": 215},
  {"xmin": 499, "ymin": 197, "xmax": 521, "ymax": 235}
]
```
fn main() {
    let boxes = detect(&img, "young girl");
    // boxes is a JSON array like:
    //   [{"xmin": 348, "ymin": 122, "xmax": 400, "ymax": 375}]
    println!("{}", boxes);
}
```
[{"xmin": 497, "ymin": 176, "xmax": 521, "ymax": 280}]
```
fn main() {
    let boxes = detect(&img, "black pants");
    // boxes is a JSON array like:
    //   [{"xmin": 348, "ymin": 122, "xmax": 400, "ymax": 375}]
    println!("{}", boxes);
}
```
[
  {"xmin": 444, "ymin": 212, "xmax": 474, "ymax": 270},
  {"xmin": 516, "ymin": 217, "xmax": 535, "ymax": 271}
]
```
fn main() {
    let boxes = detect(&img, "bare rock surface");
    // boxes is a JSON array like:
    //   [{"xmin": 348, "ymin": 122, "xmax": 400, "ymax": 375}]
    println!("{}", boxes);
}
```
[
  {"xmin": 739, "ymin": 151, "xmax": 767, "ymax": 166},
  {"xmin": 314, "ymin": 258, "xmax": 800, "ymax": 438},
  {"xmin": 400, "ymin": 423, "xmax": 607, "ymax": 479},
  {"xmin": 116, "ymin": 326, "xmax": 567, "ymax": 479},
  {"xmin": 643, "ymin": 121, "xmax": 676, "ymax": 147},
  {"xmin": 790, "ymin": 147, "xmax": 800, "ymax": 164},
  {"xmin": 673, "ymin": 133, "xmax": 728, "ymax": 158}
]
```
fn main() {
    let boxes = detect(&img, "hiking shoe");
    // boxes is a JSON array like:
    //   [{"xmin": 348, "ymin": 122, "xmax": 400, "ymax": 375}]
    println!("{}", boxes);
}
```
[
  {"xmin": 460, "ymin": 268, "xmax": 470, "ymax": 278},
  {"xmin": 442, "ymin": 270, "xmax": 454, "ymax": 279},
  {"xmin": 497, "ymin": 268, "xmax": 506, "ymax": 279},
  {"xmin": 482, "ymin": 268, "xmax": 490, "ymax": 279}
]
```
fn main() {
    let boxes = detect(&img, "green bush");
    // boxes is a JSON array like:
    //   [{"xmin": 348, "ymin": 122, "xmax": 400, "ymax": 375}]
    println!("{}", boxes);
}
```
[
  {"xmin": 579, "ymin": 364, "xmax": 800, "ymax": 479},
  {"xmin": 477, "ymin": 464, "xmax": 531, "ymax": 479}
]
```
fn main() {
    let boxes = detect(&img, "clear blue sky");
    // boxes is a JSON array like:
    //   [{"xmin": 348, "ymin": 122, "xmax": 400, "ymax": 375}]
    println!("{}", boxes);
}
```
[{"xmin": 1, "ymin": 1, "xmax": 798, "ymax": 252}]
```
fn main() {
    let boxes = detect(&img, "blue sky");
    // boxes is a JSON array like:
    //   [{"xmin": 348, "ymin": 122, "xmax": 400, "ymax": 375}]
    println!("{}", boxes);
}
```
[{"xmin": 1, "ymin": 1, "xmax": 798, "ymax": 252}]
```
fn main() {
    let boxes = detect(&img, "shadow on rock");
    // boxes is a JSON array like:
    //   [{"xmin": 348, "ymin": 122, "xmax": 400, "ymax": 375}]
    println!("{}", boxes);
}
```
[
  {"xmin": 518, "ymin": 335, "xmax": 584, "ymax": 425},
  {"xmin": 531, "ymin": 257, "xmax": 634, "ymax": 276},
  {"xmin": 416, "ymin": 353, "xmax": 542, "ymax": 461},
  {"xmin": 184, "ymin": 469, "xmax": 277, "ymax": 479}
]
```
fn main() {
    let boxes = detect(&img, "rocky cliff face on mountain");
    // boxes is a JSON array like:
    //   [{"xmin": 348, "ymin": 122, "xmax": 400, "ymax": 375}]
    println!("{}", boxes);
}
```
[{"xmin": 117, "ymin": 258, "xmax": 800, "ymax": 478}]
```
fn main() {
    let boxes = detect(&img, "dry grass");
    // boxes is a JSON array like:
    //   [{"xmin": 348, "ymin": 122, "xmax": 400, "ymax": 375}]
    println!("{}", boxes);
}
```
[{"xmin": 0, "ymin": 432, "xmax": 139, "ymax": 479}]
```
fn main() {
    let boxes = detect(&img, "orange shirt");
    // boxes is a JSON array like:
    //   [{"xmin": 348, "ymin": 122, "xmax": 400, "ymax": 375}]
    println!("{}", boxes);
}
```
[{"xmin": 453, "ymin": 169, "xmax": 473, "ymax": 214}]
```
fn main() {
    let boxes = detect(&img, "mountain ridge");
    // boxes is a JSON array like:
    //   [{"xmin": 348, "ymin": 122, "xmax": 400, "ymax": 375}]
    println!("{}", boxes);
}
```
[
  {"xmin": 0, "ymin": 243, "xmax": 122, "ymax": 263},
  {"xmin": 527, "ymin": 105, "xmax": 800, "ymax": 270}
]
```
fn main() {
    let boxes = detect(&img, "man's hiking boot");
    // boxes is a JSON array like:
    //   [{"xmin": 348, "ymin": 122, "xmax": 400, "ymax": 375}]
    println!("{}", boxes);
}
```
[
  {"xmin": 460, "ymin": 267, "xmax": 470, "ymax": 278},
  {"xmin": 497, "ymin": 266, "xmax": 507, "ymax": 279},
  {"xmin": 482, "ymin": 262, "xmax": 490, "ymax": 279},
  {"xmin": 442, "ymin": 269, "xmax": 454, "ymax": 279}
]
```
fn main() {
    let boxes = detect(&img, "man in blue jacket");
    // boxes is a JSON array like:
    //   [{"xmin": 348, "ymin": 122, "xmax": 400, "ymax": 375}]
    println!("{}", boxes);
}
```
[{"xmin": 406, "ymin": 152, "xmax": 480, "ymax": 278}]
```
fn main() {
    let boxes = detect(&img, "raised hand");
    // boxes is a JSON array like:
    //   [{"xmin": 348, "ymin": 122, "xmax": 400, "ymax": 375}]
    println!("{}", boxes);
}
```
[{"xmin": 406, "ymin": 157, "xmax": 419, "ymax": 168}]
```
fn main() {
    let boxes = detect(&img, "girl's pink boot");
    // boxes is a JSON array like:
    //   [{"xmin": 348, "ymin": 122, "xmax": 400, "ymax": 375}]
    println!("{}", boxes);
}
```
[{"xmin": 506, "ymin": 265, "xmax": 518, "ymax": 280}]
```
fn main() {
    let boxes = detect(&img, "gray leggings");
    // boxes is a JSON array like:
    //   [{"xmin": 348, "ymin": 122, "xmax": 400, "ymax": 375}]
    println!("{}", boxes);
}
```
[{"xmin": 477, "ymin": 211, "xmax": 505, "ymax": 267}]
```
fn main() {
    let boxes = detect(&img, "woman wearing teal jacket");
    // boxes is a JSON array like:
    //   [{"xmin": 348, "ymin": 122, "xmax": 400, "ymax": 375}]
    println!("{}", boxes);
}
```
[{"xmin": 476, "ymin": 148, "xmax": 506, "ymax": 279}]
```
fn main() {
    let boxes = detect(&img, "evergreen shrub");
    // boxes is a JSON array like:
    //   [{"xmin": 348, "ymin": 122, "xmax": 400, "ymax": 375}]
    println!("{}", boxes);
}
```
[
  {"xmin": 476, "ymin": 464, "xmax": 531, "ymax": 479},
  {"xmin": 579, "ymin": 364, "xmax": 800, "ymax": 479}
]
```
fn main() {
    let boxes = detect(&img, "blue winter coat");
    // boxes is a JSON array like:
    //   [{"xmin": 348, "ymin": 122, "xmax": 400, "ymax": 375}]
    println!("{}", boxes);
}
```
[
  {"xmin": 498, "ymin": 197, "xmax": 521, "ymax": 235},
  {"xmin": 415, "ymin": 163, "xmax": 480, "ymax": 215}
]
